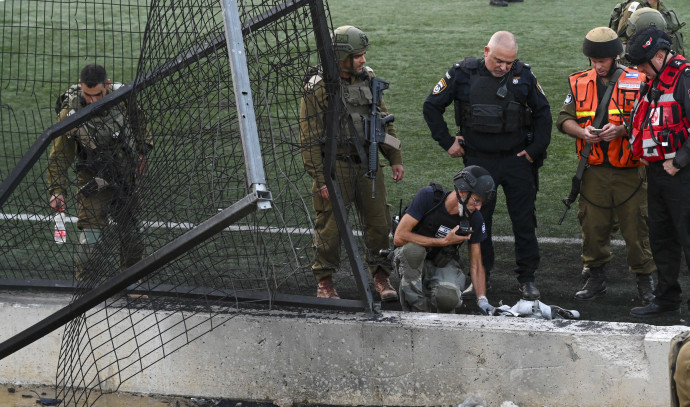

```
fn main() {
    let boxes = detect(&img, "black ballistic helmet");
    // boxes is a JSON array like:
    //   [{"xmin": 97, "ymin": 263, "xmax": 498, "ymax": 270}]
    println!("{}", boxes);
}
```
[
  {"xmin": 625, "ymin": 27, "xmax": 672, "ymax": 66},
  {"xmin": 453, "ymin": 166, "xmax": 496, "ymax": 203}
]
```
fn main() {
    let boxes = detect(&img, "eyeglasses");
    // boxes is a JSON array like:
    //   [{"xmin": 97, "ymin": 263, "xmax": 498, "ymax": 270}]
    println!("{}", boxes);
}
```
[
  {"xmin": 469, "ymin": 195, "xmax": 483, "ymax": 206},
  {"xmin": 455, "ymin": 188, "xmax": 483, "ymax": 207}
]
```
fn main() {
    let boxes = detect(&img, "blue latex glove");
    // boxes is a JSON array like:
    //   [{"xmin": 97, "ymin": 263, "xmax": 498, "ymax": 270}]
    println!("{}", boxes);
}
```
[{"xmin": 477, "ymin": 296, "xmax": 495, "ymax": 316}]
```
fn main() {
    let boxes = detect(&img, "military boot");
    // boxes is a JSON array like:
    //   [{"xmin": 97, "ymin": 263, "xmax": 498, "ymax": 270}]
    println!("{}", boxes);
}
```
[
  {"xmin": 636, "ymin": 274, "xmax": 655, "ymax": 305},
  {"xmin": 489, "ymin": 0, "xmax": 508, "ymax": 6},
  {"xmin": 317, "ymin": 276, "xmax": 340, "ymax": 299},
  {"xmin": 574, "ymin": 265, "xmax": 607, "ymax": 301},
  {"xmin": 373, "ymin": 272, "xmax": 398, "ymax": 302}
]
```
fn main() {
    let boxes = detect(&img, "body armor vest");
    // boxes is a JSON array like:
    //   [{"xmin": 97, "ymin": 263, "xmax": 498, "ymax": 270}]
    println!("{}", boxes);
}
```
[
  {"xmin": 570, "ymin": 67, "xmax": 644, "ymax": 167},
  {"xmin": 411, "ymin": 187, "xmax": 464, "ymax": 262},
  {"xmin": 62, "ymin": 85, "xmax": 137, "ymax": 181},
  {"xmin": 412, "ymin": 189, "xmax": 459, "ymax": 238},
  {"xmin": 632, "ymin": 56, "xmax": 690, "ymax": 162},
  {"xmin": 341, "ymin": 74, "xmax": 374, "ymax": 145},
  {"xmin": 453, "ymin": 58, "xmax": 529, "ymax": 152}
]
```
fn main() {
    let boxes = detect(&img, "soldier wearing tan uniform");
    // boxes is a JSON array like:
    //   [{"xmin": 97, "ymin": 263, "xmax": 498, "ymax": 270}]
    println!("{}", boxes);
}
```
[
  {"xmin": 47, "ymin": 64, "xmax": 152, "ymax": 279},
  {"xmin": 299, "ymin": 26, "xmax": 403, "ymax": 300}
]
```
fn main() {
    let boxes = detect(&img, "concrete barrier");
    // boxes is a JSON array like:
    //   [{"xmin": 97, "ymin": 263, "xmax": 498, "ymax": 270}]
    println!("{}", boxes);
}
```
[{"xmin": 0, "ymin": 292, "xmax": 687, "ymax": 406}]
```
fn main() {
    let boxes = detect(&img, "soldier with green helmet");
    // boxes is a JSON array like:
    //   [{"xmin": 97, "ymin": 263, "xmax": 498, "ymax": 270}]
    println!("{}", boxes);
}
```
[
  {"xmin": 612, "ymin": 0, "xmax": 684, "ymax": 58},
  {"xmin": 47, "ymin": 64, "xmax": 153, "ymax": 280},
  {"xmin": 299, "ymin": 25, "xmax": 403, "ymax": 300}
]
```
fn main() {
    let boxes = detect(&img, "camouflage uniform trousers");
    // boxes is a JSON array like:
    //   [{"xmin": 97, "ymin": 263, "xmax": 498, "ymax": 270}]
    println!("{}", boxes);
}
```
[
  {"xmin": 577, "ymin": 165, "xmax": 656, "ymax": 275},
  {"xmin": 394, "ymin": 242, "xmax": 466, "ymax": 312},
  {"xmin": 75, "ymin": 169, "xmax": 144, "ymax": 279},
  {"xmin": 674, "ymin": 336, "xmax": 690, "ymax": 407},
  {"xmin": 311, "ymin": 159, "xmax": 392, "ymax": 281}
]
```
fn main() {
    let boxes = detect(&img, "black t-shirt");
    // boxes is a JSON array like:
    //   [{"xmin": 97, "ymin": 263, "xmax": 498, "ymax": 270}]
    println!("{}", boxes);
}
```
[{"xmin": 406, "ymin": 185, "xmax": 487, "ymax": 245}]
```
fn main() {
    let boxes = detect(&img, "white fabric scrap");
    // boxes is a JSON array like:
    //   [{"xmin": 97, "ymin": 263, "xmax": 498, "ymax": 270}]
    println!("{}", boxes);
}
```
[{"xmin": 496, "ymin": 299, "xmax": 580, "ymax": 320}]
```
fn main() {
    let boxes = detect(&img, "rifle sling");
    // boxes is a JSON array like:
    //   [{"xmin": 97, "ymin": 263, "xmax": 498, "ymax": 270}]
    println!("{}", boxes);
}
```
[{"xmin": 574, "ymin": 67, "xmax": 624, "ymax": 180}]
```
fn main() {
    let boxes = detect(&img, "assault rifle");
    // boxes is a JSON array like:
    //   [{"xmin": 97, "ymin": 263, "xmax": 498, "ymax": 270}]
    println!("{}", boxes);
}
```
[
  {"xmin": 558, "ymin": 68, "xmax": 624, "ymax": 225},
  {"xmin": 364, "ymin": 77, "xmax": 395, "ymax": 198},
  {"xmin": 558, "ymin": 142, "xmax": 591, "ymax": 225}
]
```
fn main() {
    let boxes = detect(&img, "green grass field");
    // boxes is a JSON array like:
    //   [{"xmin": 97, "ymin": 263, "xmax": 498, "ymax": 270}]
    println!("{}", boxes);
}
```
[
  {"xmin": 328, "ymin": 0, "xmax": 689, "ymax": 241},
  {"xmin": 4, "ymin": 0, "xmax": 687, "ymax": 238}
]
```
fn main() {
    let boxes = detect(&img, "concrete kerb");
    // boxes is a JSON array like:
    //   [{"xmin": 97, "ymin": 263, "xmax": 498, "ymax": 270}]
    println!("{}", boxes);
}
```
[{"xmin": 0, "ymin": 292, "xmax": 687, "ymax": 407}]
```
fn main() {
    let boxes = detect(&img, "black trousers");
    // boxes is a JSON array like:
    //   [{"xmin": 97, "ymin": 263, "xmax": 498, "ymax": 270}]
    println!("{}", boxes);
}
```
[
  {"xmin": 465, "ymin": 154, "xmax": 539, "ymax": 283},
  {"xmin": 647, "ymin": 162, "xmax": 690, "ymax": 307}
]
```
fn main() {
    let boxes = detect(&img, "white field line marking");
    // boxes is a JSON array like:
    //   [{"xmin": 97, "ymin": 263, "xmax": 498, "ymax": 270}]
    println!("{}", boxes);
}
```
[{"xmin": 0, "ymin": 212, "xmax": 625, "ymax": 246}]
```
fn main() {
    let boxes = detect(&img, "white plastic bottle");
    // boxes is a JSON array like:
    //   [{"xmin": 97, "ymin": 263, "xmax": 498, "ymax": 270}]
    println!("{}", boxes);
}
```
[{"xmin": 54, "ymin": 210, "xmax": 67, "ymax": 244}]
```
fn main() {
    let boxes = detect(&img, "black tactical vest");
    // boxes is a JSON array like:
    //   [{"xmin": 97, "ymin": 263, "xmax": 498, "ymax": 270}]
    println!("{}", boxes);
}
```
[
  {"xmin": 454, "ymin": 58, "xmax": 529, "ymax": 152},
  {"xmin": 412, "ymin": 186, "xmax": 460, "ymax": 238}
]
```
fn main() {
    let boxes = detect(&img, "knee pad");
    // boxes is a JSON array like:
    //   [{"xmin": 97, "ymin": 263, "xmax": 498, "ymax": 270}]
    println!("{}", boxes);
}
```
[
  {"xmin": 400, "ymin": 243, "xmax": 427, "ymax": 269},
  {"xmin": 433, "ymin": 282, "xmax": 461, "ymax": 313}
]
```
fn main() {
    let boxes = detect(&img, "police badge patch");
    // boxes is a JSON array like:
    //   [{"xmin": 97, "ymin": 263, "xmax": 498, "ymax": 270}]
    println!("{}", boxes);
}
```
[{"xmin": 433, "ymin": 78, "xmax": 447, "ymax": 95}]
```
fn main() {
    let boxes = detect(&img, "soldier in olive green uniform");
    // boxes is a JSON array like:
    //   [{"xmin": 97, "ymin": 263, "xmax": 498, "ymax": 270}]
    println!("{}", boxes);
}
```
[
  {"xmin": 613, "ymin": 0, "xmax": 684, "ymax": 58},
  {"xmin": 47, "ymin": 64, "xmax": 153, "ymax": 279},
  {"xmin": 300, "ymin": 26, "xmax": 404, "ymax": 300},
  {"xmin": 670, "ymin": 331, "xmax": 690, "ymax": 407}
]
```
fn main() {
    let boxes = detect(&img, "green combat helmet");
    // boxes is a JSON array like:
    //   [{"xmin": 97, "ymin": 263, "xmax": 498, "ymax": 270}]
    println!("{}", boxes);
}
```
[
  {"xmin": 626, "ymin": 7, "xmax": 667, "ymax": 39},
  {"xmin": 582, "ymin": 27, "xmax": 623, "ymax": 59},
  {"xmin": 331, "ymin": 25, "xmax": 369, "ymax": 73}
]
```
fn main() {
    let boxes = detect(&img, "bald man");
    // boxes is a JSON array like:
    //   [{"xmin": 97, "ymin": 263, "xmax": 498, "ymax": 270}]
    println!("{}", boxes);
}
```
[{"xmin": 423, "ymin": 31, "xmax": 551, "ymax": 301}]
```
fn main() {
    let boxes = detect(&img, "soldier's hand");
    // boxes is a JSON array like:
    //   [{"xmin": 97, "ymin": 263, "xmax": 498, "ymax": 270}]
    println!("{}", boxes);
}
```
[
  {"xmin": 663, "ymin": 159, "xmax": 680, "ymax": 176},
  {"xmin": 447, "ymin": 137, "xmax": 465, "ymax": 158},
  {"xmin": 599, "ymin": 123, "xmax": 622, "ymax": 142},
  {"xmin": 391, "ymin": 164, "xmax": 404, "ymax": 182},
  {"xmin": 317, "ymin": 185, "xmax": 330, "ymax": 200},
  {"xmin": 584, "ymin": 126, "xmax": 603, "ymax": 143},
  {"xmin": 50, "ymin": 194, "xmax": 66, "ymax": 212},
  {"xmin": 136, "ymin": 154, "xmax": 148, "ymax": 178}
]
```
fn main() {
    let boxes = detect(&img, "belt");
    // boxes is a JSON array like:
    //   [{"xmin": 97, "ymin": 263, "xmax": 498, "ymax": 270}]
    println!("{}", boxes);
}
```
[
  {"xmin": 320, "ymin": 151, "xmax": 362, "ymax": 164},
  {"xmin": 465, "ymin": 147, "xmax": 522, "ymax": 159}
]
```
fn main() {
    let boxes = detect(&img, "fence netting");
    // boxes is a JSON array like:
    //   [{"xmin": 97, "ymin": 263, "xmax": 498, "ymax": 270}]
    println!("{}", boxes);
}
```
[{"xmin": 0, "ymin": 0, "xmax": 386, "ymax": 405}]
